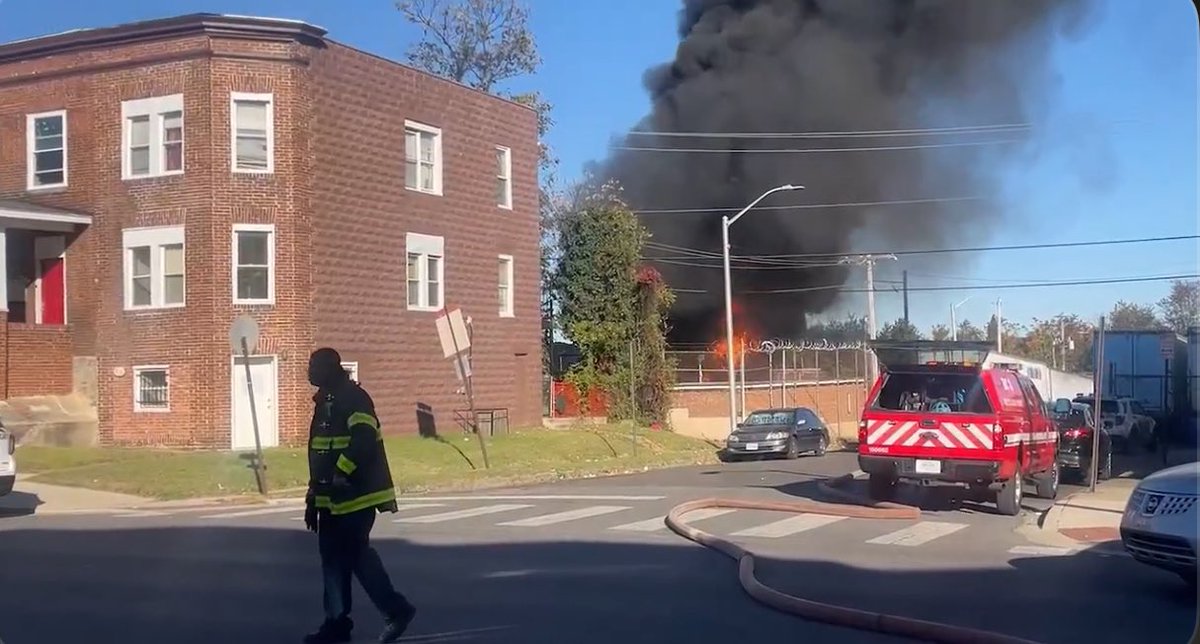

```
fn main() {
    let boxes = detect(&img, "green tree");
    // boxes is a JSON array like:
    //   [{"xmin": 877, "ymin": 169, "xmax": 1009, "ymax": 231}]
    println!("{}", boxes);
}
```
[
  {"xmin": 1158, "ymin": 279, "xmax": 1200, "ymax": 335},
  {"xmin": 956, "ymin": 319, "xmax": 985, "ymax": 341},
  {"xmin": 929, "ymin": 324, "xmax": 951, "ymax": 341},
  {"xmin": 1107, "ymin": 300, "xmax": 1162, "ymax": 330},
  {"xmin": 986, "ymin": 315, "xmax": 1025, "ymax": 353},
  {"xmin": 552, "ymin": 180, "xmax": 670, "ymax": 421},
  {"xmin": 878, "ymin": 318, "xmax": 923, "ymax": 341},
  {"xmin": 1023, "ymin": 315, "xmax": 1094, "ymax": 373},
  {"xmin": 807, "ymin": 314, "xmax": 867, "ymax": 342}
]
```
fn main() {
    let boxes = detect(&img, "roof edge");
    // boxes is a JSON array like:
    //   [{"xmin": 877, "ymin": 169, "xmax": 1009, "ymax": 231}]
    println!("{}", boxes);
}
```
[{"xmin": 0, "ymin": 13, "xmax": 327, "ymax": 65}]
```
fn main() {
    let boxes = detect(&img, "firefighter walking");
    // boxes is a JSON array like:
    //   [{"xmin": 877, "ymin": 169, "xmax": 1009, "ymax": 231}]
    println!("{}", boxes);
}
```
[{"xmin": 303, "ymin": 347, "xmax": 416, "ymax": 644}]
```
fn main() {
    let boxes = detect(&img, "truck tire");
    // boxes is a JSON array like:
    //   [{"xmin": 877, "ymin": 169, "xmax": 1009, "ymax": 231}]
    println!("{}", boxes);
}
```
[
  {"xmin": 1034, "ymin": 461, "xmax": 1060, "ymax": 500},
  {"xmin": 996, "ymin": 474, "xmax": 1023, "ymax": 516},
  {"xmin": 867, "ymin": 474, "xmax": 896, "ymax": 501}
]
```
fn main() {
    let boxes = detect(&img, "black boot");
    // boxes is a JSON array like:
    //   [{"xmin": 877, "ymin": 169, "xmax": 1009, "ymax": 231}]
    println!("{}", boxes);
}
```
[
  {"xmin": 303, "ymin": 617, "xmax": 353, "ymax": 644},
  {"xmin": 378, "ymin": 604, "xmax": 416, "ymax": 643}
]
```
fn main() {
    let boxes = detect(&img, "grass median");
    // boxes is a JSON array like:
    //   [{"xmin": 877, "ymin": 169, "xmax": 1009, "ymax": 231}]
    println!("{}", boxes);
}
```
[{"xmin": 17, "ymin": 424, "xmax": 720, "ymax": 501}]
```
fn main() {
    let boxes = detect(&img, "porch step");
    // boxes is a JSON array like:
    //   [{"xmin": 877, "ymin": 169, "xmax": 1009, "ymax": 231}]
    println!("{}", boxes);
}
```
[{"xmin": 0, "ymin": 394, "xmax": 98, "ymax": 447}]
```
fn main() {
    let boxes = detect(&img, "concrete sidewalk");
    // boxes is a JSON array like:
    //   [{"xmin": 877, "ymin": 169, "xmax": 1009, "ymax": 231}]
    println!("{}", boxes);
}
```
[{"xmin": 0, "ymin": 480, "xmax": 149, "ymax": 516}]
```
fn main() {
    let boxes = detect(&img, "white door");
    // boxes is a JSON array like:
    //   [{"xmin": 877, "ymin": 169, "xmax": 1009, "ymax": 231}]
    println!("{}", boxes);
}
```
[{"xmin": 231, "ymin": 355, "xmax": 279, "ymax": 450}]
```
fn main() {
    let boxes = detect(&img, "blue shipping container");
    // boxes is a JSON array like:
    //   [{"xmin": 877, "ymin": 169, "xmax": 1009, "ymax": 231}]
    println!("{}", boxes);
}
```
[{"xmin": 1094, "ymin": 329, "xmax": 1188, "ymax": 419}]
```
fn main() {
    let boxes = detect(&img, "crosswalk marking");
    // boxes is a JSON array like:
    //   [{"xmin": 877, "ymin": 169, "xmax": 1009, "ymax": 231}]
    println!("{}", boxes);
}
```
[
  {"xmin": 202, "ymin": 506, "xmax": 306, "ymax": 519},
  {"xmin": 866, "ymin": 521, "xmax": 968, "ymax": 546},
  {"xmin": 286, "ymin": 503, "xmax": 447, "ymax": 521},
  {"xmin": 497, "ymin": 505, "xmax": 630, "ymax": 527},
  {"xmin": 112, "ymin": 510, "xmax": 172, "ymax": 518},
  {"xmin": 609, "ymin": 508, "xmax": 736, "ymax": 532},
  {"xmin": 730, "ymin": 513, "xmax": 848, "ymax": 538},
  {"xmin": 1008, "ymin": 545, "xmax": 1076, "ymax": 557},
  {"xmin": 394, "ymin": 504, "xmax": 533, "ymax": 524}
]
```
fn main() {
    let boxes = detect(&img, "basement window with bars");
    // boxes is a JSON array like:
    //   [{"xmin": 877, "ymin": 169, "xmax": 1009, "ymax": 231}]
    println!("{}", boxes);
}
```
[{"xmin": 133, "ymin": 366, "xmax": 170, "ymax": 412}]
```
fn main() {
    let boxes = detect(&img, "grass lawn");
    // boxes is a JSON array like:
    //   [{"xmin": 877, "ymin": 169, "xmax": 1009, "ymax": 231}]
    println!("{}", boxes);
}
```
[{"xmin": 16, "ymin": 424, "xmax": 719, "ymax": 500}]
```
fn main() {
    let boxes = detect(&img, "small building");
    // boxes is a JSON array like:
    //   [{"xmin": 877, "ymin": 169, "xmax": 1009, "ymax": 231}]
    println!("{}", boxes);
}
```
[{"xmin": 0, "ymin": 14, "xmax": 541, "ymax": 448}]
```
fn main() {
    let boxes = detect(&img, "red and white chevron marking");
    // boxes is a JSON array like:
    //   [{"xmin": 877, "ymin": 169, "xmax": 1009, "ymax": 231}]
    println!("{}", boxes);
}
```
[{"xmin": 864, "ymin": 419, "xmax": 996, "ymax": 450}]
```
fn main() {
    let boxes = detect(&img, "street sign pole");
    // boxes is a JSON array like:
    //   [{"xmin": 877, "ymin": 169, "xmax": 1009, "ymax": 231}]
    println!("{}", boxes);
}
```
[
  {"xmin": 229, "ymin": 314, "xmax": 267, "ymax": 495},
  {"xmin": 438, "ymin": 308, "xmax": 489, "ymax": 469},
  {"xmin": 1090, "ymin": 317, "xmax": 1106, "ymax": 493}
]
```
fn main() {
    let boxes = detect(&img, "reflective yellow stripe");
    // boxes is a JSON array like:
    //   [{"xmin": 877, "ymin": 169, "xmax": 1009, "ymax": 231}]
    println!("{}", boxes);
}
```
[
  {"xmin": 329, "ymin": 488, "xmax": 396, "ymax": 515},
  {"xmin": 313, "ymin": 495, "xmax": 332, "ymax": 509},
  {"xmin": 310, "ymin": 436, "xmax": 352, "ymax": 450},
  {"xmin": 347, "ymin": 412, "xmax": 381, "ymax": 438},
  {"xmin": 336, "ymin": 454, "xmax": 356, "ymax": 475}
]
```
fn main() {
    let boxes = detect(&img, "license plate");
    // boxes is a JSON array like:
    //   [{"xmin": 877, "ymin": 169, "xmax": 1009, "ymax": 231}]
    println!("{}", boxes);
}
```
[
  {"xmin": 914, "ymin": 459, "xmax": 941, "ymax": 474},
  {"xmin": 745, "ymin": 443, "xmax": 759, "ymax": 451}
]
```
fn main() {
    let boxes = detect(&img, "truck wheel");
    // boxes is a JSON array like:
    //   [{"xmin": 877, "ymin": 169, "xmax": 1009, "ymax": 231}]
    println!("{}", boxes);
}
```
[
  {"xmin": 996, "ymin": 475, "xmax": 1023, "ymax": 516},
  {"xmin": 867, "ymin": 474, "xmax": 896, "ymax": 501},
  {"xmin": 1034, "ymin": 461, "xmax": 1059, "ymax": 500}
]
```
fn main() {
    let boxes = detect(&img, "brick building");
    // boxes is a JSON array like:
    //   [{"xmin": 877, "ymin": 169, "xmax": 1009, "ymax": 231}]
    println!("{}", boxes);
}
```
[{"xmin": 0, "ymin": 14, "xmax": 541, "ymax": 448}]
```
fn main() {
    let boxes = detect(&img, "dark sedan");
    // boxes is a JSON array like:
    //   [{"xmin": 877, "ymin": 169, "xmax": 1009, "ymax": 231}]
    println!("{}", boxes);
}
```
[
  {"xmin": 1053, "ymin": 400, "xmax": 1112, "ymax": 483},
  {"xmin": 721, "ymin": 407, "xmax": 830, "ymax": 461}
]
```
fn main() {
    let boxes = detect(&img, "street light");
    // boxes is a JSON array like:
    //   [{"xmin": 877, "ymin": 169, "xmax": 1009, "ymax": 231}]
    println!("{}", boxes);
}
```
[
  {"xmin": 950, "ymin": 296, "xmax": 972, "ymax": 341},
  {"xmin": 722, "ymin": 183, "xmax": 805, "ymax": 431}
]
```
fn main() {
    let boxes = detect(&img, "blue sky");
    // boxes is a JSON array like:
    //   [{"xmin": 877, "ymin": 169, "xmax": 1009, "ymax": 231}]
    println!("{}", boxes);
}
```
[{"xmin": 2, "ymin": 0, "xmax": 1195, "ymax": 336}]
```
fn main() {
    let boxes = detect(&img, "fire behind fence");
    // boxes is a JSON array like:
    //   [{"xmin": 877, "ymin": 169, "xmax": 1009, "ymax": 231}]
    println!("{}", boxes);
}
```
[{"xmin": 669, "ymin": 345, "xmax": 868, "ymax": 387}]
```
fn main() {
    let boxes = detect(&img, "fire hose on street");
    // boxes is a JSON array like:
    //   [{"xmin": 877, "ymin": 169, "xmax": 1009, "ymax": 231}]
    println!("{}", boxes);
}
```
[{"xmin": 663, "ymin": 474, "xmax": 1043, "ymax": 644}]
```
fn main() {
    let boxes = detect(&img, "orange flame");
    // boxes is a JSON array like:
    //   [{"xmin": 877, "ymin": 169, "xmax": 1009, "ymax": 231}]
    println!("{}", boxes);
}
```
[{"xmin": 709, "ymin": 299, "xmax": 760, "ymax": 362}]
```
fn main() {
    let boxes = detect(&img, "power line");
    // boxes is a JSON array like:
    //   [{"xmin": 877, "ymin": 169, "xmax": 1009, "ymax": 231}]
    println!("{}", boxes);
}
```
[
  {"xmin": 615, "ymin": 138, "xmax": 1025, "ymax": 154},
  {"xmin": 634, "ymin": 195, "xmax": 988, "ymax": 216},
  {"xmin": 654, "ymin": 234, "xmax": 1200, "ymax": 262},
  {"xmin": 733, "ymin": 273, "xmax": 1200, "ymax": 295},
  {"xmin": 624, "ymin": 122, "xmax": 1036, "ymax": 140}
]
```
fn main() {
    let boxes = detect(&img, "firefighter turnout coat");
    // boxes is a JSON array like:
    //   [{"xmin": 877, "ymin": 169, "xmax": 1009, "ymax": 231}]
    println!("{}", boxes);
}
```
[{"xmin": 307, "ymin": 379, "xmax": 398, "ymax": 515}]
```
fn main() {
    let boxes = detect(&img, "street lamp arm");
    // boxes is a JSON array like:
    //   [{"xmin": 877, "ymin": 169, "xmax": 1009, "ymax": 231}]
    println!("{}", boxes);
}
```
[{"xmin": 727, "ymin": 184, "xmax": 805, "ymax": 227}]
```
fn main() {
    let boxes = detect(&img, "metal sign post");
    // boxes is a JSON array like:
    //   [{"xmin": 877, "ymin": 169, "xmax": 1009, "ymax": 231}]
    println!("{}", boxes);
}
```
[
  {"xmin": 229, "ymin": 314, "xmax": 267, "ymax": 495},
  {"xmin": 1090, "ymin": 317, "xmax": 1106, "ymax": 493},
  {"xmin": 437, "ymin": 308, "xmax": 489, "ymax": 469}
]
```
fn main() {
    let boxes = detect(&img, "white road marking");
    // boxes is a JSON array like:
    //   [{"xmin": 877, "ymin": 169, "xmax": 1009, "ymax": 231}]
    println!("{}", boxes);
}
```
[
  {"xmin": 1008, "ymin": 545, "xmax": 1076, "ymax": 557},
  {"xmin": 394, "ymin": 504, "xmax": 533, "ymax": 524},
  {"xmin": 730, "ymin": 513, "xmax": 847, "ymax": 538},
  {"xmin": 866, "ymin": 521, "xmax": 968, "ymax": 546},
  {"xmin": 112, "ymin": 511, "xmax": 172, "ymax": 518},
  {"xmin": 497, "ymin": 505, "xmax": 630, "ymax": 527},
  {"xmin": 202, "ymin": 506, "xmax": 307, "ymax": 519},
  {"xmin": 608, "ymin": 508, "xmax": 735, "ymax": 532}
]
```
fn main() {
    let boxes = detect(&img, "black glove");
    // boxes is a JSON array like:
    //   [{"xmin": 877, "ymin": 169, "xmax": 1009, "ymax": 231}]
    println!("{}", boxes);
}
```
[{"xmin": 304, "ymin": 503, "xmax": 318, "ymax": 533}]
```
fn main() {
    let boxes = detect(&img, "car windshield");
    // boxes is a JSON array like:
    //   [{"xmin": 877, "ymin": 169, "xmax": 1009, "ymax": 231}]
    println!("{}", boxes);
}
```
[
  {"xmin": 743, "ymin": 410, "xmax": 794, "ymax": 425},
  {"xmin": 872, "ymin": 371, "xmax": 993, "ymax": 414}
]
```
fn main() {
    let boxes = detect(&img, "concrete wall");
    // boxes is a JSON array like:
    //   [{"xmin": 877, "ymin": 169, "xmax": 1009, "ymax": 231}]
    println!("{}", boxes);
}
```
[{"xmin": 668, "ymin": 380, "xmax": 868, "ymax": 445}]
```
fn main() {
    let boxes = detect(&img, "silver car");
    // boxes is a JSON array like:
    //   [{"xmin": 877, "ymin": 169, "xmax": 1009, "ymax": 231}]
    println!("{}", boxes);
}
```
[{"xmin": 1119, "ymin": 461, "xmax": 1199, "ymax": 586}]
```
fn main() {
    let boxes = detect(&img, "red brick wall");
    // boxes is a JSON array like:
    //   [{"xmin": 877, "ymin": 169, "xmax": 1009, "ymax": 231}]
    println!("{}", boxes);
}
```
[
  {"xmin": 308, "ymin": 43, "xmax": 542, "ymax": 438},
  {"xmin": 5, "ymin": 324, "xmax": 73, "ymax": 397},
  {"xmin": 671, "ymin": 382, "xmax": 869, "ymax": 425}
]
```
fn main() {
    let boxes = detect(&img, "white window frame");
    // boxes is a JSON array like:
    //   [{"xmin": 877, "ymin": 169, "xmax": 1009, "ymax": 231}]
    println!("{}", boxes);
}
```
[
  {"xmin": 132, "ymin": 365, "xmax": 171, "ymax": 413},
  {"xmin": 405, "ymin": 232, "xmax": 445, "ymax": 312},
  {"xmin": 404, "ymin": 120, "xmax": 443, "ymax": 196},
  {"xmin": 27, "ymin": 109, "xmax": 68, "ymax": 190},
  {"xmin": 341, "ymin": 361, "xmax": 359, "ymax": 383},
  {"xmin": 122, "ymin": 226, "xmax": 186, "ymax": 311},
  {"xmin": 498, "ymin": 254, "xmax": 514, "ymax": 317},
  {"xmin": 231, "ymin": 223, "xmax": 276, "ymax": 306},
  {"xmin": 495, "ymin": 146, "xmax": 513, "ymax": 209},
  {"xmin": 230, "ymin": 92, "xmax": 274, "ymax": 174},
  {"xmin": 121, "ymin": 94, "xmax": 185, "ymax": 180}
]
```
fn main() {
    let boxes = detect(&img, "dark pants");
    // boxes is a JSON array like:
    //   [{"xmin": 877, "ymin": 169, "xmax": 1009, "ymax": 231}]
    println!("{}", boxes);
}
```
[{"xmin": 317, "ymin": 507, "xmax": 410, "ymax": 624}]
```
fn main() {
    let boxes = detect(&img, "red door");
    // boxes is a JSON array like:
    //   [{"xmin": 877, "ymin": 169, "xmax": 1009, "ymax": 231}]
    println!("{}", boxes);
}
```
[{"xmin": 39, "ymin": 257, "xmax": 64, "ymax": 325}]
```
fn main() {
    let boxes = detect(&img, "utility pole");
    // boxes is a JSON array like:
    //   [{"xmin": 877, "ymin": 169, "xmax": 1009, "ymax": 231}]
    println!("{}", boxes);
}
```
[
  {"xmin": 902, "ymin": 270, "xmax": 910, "ymax": 324},
  {"xmin": 995, "ymin": 298, "xmax": 1003, "ymax": 353},
  {"xmin": 840, "ymin": 254, "xmax": 897, "ymax": 385}
]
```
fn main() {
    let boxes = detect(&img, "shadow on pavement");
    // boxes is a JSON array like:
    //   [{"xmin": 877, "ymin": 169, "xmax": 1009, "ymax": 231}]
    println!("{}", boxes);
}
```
[
  {"xmin": 0, "ymin": 523, "xmax": 1194, "ymax": 644},
  {"xmin": 0, "ymin": 490, "xmax": 41, "ymax": 518}
]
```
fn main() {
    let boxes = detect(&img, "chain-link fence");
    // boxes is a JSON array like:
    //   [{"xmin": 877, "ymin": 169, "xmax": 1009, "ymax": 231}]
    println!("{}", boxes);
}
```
[{"xmin": 669, "ymin": 345, "xmax": 868, "ymax": 387}]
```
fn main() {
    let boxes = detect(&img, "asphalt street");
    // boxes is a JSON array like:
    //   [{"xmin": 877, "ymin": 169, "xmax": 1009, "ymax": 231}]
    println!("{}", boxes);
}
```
[{"xmin": 0, "ymin": 451, "xmax": 1195, "ymax": 643}]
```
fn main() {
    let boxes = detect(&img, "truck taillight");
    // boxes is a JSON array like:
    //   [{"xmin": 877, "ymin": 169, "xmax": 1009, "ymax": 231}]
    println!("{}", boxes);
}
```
[{"xmin": 858, "ymin": 420, "xmax": 868, "ymax": 443}]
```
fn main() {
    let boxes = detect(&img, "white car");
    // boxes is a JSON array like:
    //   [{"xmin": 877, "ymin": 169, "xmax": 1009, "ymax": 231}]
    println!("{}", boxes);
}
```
[
  {"xmin": 1075, "ymin": 396, "xmax": 1155, "ymax": 451},
  {"xmin": 1120, "ymin": 461, "xmax": 1198, "ymax": 586},
  {"xmin": 0, "ymin": 422, "xmax": 13, "ymax": 496}
]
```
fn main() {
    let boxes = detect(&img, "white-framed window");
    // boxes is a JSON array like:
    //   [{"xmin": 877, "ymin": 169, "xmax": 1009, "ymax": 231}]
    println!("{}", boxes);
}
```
[
  {"xmin": 405, "ymin": 232, "xmax": 444, "ymax": 311},
  {"xmin": 122, "ymin": 226, "xmax": 186, "ymax": 311},
  {"xmin": 404, "ymin": 120, "xmax": 443, "ymax": 195},
  {"xmin": 27, "ymin": 110, "xmax": 68, "ymax": 190},
  {"xmin": 122, "ymin": 94, "xmax": 185, "ymax": 179},
  {"xmin": 232, "ymin": 224, "xmax": 275, "ymax": 305},
  {"xmin": 342, "ymin": 362, "xmax": 359, "ymax": 383},
  {"xmin": 133, "ymin": 366, "xmax": 170, "ymax": 412},
  {"xmin": 498, "ymin": 254, "xmax": 514, "ymax": 317},
  {"xmin": 495, "ymin": 146, "xmax": 512, "ymax": 209},
  {"xmin": 231, "ymin": 92, "xmax": 274, "ymax": 173}
]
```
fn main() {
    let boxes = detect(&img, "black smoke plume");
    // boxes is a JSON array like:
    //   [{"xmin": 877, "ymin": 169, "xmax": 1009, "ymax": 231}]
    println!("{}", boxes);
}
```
[{"xmin": 603, "ymin": 0, "xmax": 1100, "ymax": 345}]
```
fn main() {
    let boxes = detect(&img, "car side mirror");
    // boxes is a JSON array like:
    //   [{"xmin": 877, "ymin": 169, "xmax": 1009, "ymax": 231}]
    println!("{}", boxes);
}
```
[{"xmin": 1053, "ymin": 398, "xmax": 1072, "ymax": 415}]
